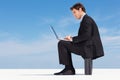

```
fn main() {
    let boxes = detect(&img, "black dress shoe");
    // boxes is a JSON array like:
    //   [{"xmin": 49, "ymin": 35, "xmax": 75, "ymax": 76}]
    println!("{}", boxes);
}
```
[{"xmin": 54, "ymin": 69, "xmax": 75, "ymax": 75}]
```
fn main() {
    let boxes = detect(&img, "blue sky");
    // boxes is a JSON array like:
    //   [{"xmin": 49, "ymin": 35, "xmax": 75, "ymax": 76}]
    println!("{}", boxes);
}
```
[{"xmin": 0, "ymin": 0, "xmax": 120, "ymax": 69}]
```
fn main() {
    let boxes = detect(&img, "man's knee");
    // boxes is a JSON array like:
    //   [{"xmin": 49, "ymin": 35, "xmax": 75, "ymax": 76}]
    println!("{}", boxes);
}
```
[
  {"xmin": 58, "ymin": 40, "xmax": 65, "ymax": 47},
  {"xmin": 58, "ymin": 40, "xmax": 71, "ymax": 48}
]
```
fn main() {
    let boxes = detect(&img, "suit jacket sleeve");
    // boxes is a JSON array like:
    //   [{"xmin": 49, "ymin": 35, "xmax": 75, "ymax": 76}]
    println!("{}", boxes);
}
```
[{"xmin": 72, "ymin": 17, "xmax": 92, "ymax": 43}]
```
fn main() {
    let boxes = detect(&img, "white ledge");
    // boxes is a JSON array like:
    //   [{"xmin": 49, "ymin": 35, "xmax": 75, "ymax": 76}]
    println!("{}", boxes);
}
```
[{"xmin": 0, "ymin": 69, "xmax": 120, "ymax": 80}]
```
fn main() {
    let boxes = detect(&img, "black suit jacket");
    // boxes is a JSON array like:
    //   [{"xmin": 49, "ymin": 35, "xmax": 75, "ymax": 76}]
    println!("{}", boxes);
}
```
[{"xmin": 73, "ymin": 14, "xmax": 104, "ymax": 59}]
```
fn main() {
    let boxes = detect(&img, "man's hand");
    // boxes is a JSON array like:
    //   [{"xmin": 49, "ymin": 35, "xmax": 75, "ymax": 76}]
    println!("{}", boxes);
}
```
[{"xmin": 64, "ymin": 35, "xmax": 72, "ymax": 41}]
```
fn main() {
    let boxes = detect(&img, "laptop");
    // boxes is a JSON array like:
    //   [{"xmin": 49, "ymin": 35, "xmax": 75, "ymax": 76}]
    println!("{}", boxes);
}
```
[{"xmin": 50, "ymin": 25, "xmax": 64, "ymax": 40}]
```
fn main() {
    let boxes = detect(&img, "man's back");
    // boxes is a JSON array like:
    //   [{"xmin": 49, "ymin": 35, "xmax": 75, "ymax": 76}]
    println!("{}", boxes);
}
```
[{"xmin": 81, "ymin": 15, "xmax": 104, "ymax": 59}]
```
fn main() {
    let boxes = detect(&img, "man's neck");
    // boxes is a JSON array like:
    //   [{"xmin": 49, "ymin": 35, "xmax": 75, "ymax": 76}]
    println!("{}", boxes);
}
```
[
  {"xmin": 80, "ymin": 12, "xmax": 86, "ymax": 22},
  {"xmin": 81, "ymin": 12, "xmax": 86, "ymax": 18}
]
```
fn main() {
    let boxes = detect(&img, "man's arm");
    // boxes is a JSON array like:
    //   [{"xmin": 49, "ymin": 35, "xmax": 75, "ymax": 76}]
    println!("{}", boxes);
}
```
[{"xmin": 72, "ymin": 19, "xmax": 92, "ymax": 43}]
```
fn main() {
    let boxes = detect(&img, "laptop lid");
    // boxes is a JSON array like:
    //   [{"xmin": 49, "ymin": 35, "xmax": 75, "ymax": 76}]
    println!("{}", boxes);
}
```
[{"xmin": 50, "ymin": 25, "xmax": 59, "ymax": 40}]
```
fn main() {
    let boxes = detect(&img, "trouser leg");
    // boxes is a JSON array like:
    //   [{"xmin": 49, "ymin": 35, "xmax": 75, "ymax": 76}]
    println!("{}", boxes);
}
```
[
  {"xmin": 58, "ymin": 40, "xmax": 83, "ymax": 65},
  {"xmin": 58, "ymin": 40, "xmax": 73, "ymax": 65}
]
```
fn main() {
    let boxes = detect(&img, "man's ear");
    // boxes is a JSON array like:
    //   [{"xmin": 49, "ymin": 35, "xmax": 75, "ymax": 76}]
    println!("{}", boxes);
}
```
[{"xmin": 78, "ymin": 8, "xmax": 82, "ymax": 12}]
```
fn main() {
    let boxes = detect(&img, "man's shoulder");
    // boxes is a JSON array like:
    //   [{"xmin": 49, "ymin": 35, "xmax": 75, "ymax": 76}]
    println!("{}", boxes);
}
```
[
  {"xmin": 84, "ymin": 14, "xmax": 93, "ymax": 20},
  {"xmin": 82, "ymin": 14, "xmax": 93, "ymax": 23},
  {"xmin": 83, "ymin": 14, "xmax": 96, "ymax": 24}
]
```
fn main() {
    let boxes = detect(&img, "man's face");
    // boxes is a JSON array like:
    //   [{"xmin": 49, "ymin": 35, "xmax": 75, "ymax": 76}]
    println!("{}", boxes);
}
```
[{"xmin": 72, "ymin": 8, "xmax": 82, "ymax": 19}]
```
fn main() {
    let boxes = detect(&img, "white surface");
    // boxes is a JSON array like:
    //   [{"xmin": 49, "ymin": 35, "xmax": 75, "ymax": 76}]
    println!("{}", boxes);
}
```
[{"xmin": 0, "ymin": 69, "xmax": 120, "ymax": 80}]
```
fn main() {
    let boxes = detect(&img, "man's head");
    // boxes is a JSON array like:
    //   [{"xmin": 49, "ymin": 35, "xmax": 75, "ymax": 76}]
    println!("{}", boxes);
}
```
[{"xmin": 70, "ymin": 2, "xmax": 86, "ymax": 19}]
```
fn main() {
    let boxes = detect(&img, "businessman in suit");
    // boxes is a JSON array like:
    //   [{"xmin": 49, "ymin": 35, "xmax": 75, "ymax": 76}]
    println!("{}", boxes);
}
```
[{"xmin": 54, "ymin": 2, "xmax": 104, "ymax": 75}]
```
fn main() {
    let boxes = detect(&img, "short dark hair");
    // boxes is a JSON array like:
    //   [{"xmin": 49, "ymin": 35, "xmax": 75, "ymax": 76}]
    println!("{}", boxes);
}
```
[{"xmin": 70, "ymin": 2, "xmax": 86, "ymax": 12}]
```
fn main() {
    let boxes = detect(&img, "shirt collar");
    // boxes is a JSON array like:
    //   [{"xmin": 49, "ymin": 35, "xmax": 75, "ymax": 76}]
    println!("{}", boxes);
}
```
[{"xmin": 80, "ymin": 13, "xmax": 86, "ymax": 22}]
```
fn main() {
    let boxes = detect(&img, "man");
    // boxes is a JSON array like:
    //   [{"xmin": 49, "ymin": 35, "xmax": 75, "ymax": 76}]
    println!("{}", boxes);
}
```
[{"xmin": 54, "ymin": 2, "xmax": 104, "ymax": 75}]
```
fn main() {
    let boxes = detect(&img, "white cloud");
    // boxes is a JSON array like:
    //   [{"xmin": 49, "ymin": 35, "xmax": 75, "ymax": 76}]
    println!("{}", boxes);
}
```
[
  {"xmin": 56, "ymin": 17, "xmax": 79, "ymax": 28},
  {"xmin": 0, "ymin": 33, "xmax": 57, "ymax": 56},
  {"xmin": 39, "ymin": 16, "xmax": 79, "ymax": 28},
  {"xmin": 93, "ymin": 11, "xmax": 120, "ymax": 22},
  {"xmin": 102, "ymin": 36, "xmax": 120, "ymax": 46},
  {"xmin": 100, "ymin": 27, "xmax": 120, "ymax": 50},
  {"xmin": 99, "ymin": 28, "xmax": 108, "ymax": 35}
]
